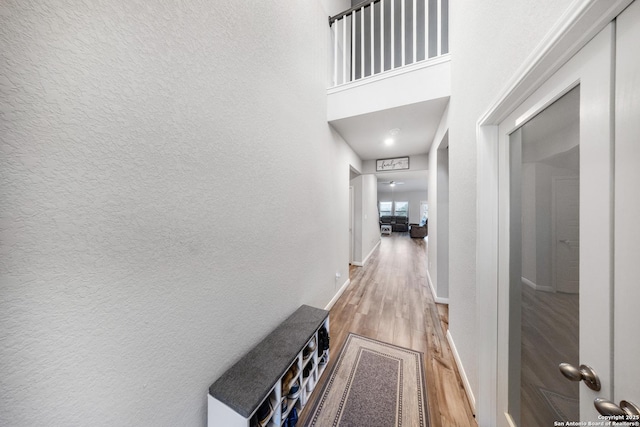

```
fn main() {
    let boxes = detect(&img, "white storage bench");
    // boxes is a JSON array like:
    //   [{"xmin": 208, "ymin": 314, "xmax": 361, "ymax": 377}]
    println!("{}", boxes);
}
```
[{"xmin": 208, "ymin": 305, "xmax": 330, "ymax": 427}]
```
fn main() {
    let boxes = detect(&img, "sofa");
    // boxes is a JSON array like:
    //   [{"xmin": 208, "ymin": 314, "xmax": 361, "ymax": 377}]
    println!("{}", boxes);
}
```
[
  {"xmin": 409, "ymin": 220, "xmax": 428, "ymax": 238},
  {"xmin": 380, "ymin": 216, "xmax": 409, "ymax": 232}
]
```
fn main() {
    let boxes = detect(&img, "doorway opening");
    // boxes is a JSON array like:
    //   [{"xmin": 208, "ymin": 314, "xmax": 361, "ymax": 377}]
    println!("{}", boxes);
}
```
[
  {"xmin": 349, "ymin": 166, "xmax": 360, "ymax": 268},
  {"xmin": 435, "ymin": 133, "xmax": 449, "ymax": 301}
]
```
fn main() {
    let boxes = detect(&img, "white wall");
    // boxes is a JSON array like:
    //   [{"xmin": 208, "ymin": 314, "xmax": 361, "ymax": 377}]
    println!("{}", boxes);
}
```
[
  {"xmin": 521, "ymin": 159, "xmax": 578, "ymax": 291},
  {"xmin": 351, "ymin": 174, "xmax": 380, "ymax": 265},
  {"xmin": 350, "ymin": 175, "xmax": 364, "ymax": 261},
  {"xmin": 327, "ymin": 59, "xmax": 451, "ymax": 121},
  {"xmin": 0, "ymin": 1, "xmax": 356, "ymax": 426},
  {"xmin": 521, "ymin": 163, "xmax": 538, "ymax": 284},
  {"xmin": 449, "ymin": 0, "xmax": 576, "ymax": 409},
  {"xmin": 362, "ymin": 174, "xmax": 382, "ymax": 260}
]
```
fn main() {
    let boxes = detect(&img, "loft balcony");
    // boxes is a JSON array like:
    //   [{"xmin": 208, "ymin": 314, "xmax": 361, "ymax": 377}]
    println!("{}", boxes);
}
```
[
  {"xmin": 329, "ymin": 0, "xmax": 449, "ymax": 88},
  {"xmin": 327, "ymin": 0, "xmax": 450, "ymax": 165},
  {"xmin": 327, "ymin": 0, "xmax": 450, "ymax": 123}
]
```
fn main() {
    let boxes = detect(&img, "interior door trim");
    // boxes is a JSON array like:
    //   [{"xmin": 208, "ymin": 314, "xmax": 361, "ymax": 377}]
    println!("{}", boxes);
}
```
[
  {"xmin": 478, "ymin": 0, "xmax": 631, "ymax": 126},
  {"xmin": 474, "ymin": 1, "xmax": 632, "ymax": 425}
]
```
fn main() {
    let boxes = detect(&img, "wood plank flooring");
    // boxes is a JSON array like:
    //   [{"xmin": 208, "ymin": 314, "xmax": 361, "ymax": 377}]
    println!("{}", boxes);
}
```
[
  {"xmin": 298, "ymin": 233, "xmax": 477, "ymax": 426},
  {"xmin": 520, "ymin": 284, "xmax": 579, "ymax": 426}
]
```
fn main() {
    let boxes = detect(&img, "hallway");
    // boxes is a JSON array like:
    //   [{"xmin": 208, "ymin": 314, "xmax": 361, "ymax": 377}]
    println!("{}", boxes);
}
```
[{"xmin": 298, "ymin": 233, "xmax": 476, "ymax": 426}]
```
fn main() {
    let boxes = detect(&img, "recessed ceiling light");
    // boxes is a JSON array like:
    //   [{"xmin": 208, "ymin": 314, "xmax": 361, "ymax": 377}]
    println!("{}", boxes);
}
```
[{"xmin": 384, "ymin": 138, "xmax": 394, "ymax": 146}]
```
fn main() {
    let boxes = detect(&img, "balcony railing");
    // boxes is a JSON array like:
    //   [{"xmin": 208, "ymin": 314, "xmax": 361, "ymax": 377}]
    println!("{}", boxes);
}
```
[{"xmin": 329, "ymin": 0, "xmax": 449, "ymax": 88}]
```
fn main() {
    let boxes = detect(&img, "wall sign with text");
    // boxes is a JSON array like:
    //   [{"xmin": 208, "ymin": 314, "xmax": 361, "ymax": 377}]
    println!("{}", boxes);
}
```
[{"xmin": 376, "ymin": 157, "xmax": 410, "ymax": 171}]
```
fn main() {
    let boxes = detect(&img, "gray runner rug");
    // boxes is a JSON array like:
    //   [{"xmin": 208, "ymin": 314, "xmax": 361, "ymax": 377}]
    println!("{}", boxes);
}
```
[{"xmin": 305, "ymin": 333, "xmax": 429, "ymax": 427}]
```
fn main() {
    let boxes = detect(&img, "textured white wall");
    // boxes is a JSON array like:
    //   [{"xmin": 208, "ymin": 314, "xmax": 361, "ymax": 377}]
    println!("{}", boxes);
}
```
[
  {"xmin": 350, "ymin": 174, "xmax": 380, "ymax": 264},
  {"xmin": 361, "ymin": 174, "xmax": 382, "ymax": 259},
  {"xmin": 350, "ymin": 175, "xmax": 364, "ymax": 261},
  {"xmin": 448, "ymin": 0, "xmax": 576, "ymax": 402},
  {"xmin": 0, "ymin": 1, "xmax": 356, "ymax": 426}
]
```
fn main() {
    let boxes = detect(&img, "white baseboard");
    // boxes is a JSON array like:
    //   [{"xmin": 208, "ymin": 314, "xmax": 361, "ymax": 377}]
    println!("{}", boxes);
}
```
[
  {"xmin": 427, "ymin": 269, "xmax": 449, "ymax": 305},
  {"xmin": 352, "ymin": 239, "xmax": 381, "ymax": 267},
  {"xmin": 521, "ymin": 276, "xmax": 554, "ymax": 293},
  {"xmin": 363, "ymin": 239, "xmax": 381, "ymax": 265},
  {"xmin": 446, "ymin": 329, "xmax": 476, "ymax": 413},
  {"xmin": 325, "ymin": 278, "xmax": 351, "ymax": 311}
]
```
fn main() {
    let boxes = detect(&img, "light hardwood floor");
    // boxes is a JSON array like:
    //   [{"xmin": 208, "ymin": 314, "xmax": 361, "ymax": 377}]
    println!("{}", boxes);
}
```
[{"xmin": 298, "ymin": 233, "xmax": 477, "ymax": 426}]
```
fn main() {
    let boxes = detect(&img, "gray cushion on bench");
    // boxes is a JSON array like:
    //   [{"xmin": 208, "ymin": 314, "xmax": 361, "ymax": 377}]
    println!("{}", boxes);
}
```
[{"xmin": 208, "ymin": 305, "xmax": 329, "ymax": 418}]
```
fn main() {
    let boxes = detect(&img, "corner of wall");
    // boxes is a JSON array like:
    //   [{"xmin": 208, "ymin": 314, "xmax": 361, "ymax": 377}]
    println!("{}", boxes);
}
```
[
  {"xmin": 325, "ymin": 278, "xmax": 351, "ymax": 310},
  {"xmin": 446, "ymin": 329, "xmax": 476, "ymax": 415},
  {"xmin": 427, "ymin": 269, "xmax": 449, "ymax": 305}
]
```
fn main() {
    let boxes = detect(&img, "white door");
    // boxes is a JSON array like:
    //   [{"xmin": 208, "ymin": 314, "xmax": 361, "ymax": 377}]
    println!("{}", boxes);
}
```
[
  {"xmin": 499, "ymin": 23, "xmax": 616, "ymax": 425},
  {"xmin": 613, "ymin": 0, "xmax": 640, "ymax": 416}
]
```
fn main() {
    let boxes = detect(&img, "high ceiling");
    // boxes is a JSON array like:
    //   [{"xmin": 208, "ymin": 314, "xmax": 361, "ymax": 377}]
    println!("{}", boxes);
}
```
[
  {"xmin": 329, "ymin": 97, "xmax": 449, "ymax": 161},
  {"xmin": 332, "ymin": 96, "xmax": 448, "ymax": 193},
  {"xmin": 377, "ymin": 170, "xmax": 429, "ymax": 193}
]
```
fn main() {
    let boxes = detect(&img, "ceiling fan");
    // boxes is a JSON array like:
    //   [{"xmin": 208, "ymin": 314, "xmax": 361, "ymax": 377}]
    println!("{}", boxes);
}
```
[{"xmin": 380, "ymin": 180, "xmax": 404, "ymax": 187}]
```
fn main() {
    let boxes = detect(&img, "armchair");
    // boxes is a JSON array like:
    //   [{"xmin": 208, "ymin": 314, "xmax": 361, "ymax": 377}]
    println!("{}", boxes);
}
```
[{"xmin": 409, "ymin": 220, "xmax": 428, "ymax": 238}]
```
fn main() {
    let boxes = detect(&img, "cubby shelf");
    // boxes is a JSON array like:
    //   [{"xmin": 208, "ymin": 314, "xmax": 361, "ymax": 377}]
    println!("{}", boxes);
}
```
[{"xmin": 208, "ymin": 305, "xmax": 330, "ymax": 427}]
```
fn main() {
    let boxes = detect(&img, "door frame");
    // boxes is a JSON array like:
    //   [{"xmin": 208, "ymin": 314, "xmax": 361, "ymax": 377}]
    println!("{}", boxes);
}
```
[
  {"xmin": 349, "ymin": 185, "xmax": 355, "ymax": 265},
  {"xmin": 474, "ymin": 1, "xmax": 632, "ymax": 425},
  {"xmin": 436, "ymin": 137, "xmax": 450, "ymax": 301}
]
